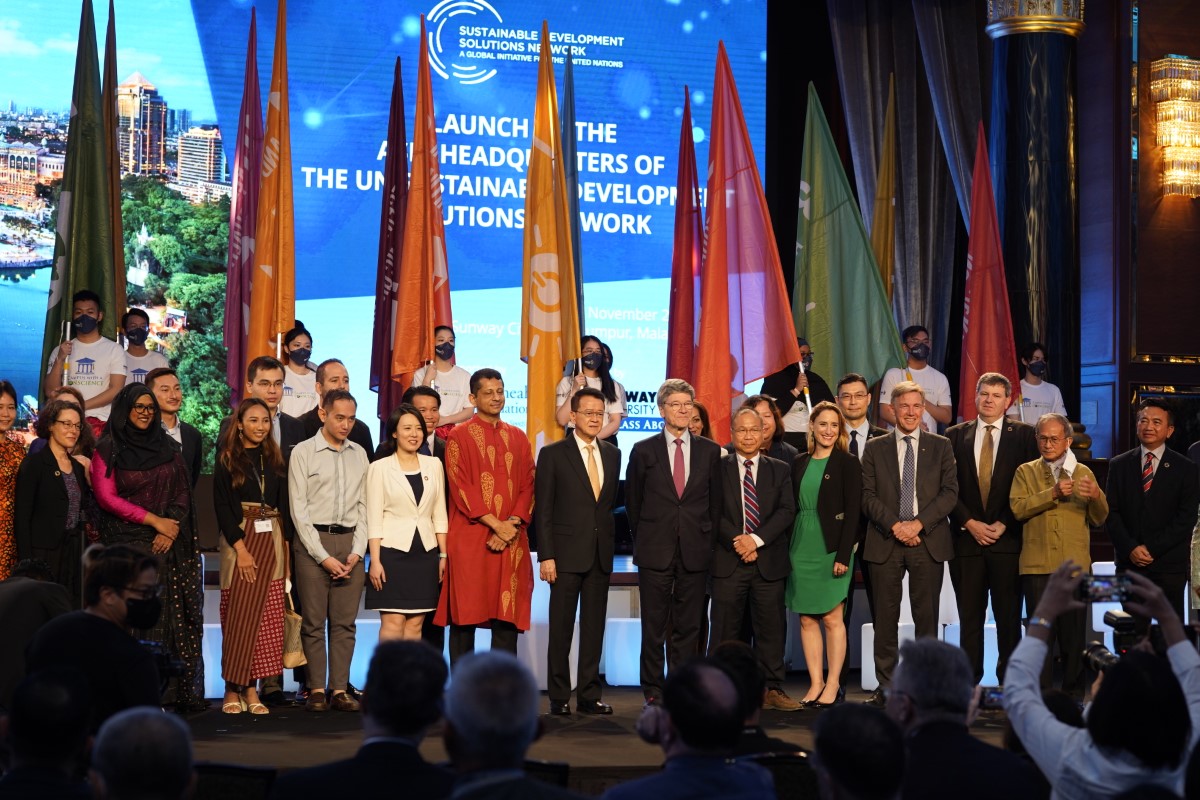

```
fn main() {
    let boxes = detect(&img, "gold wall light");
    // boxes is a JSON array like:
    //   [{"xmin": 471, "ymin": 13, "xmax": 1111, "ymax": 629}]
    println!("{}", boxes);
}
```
[{"xmin": 1151, "ymin": 54, "xmax": 1200, "ymax": 197}]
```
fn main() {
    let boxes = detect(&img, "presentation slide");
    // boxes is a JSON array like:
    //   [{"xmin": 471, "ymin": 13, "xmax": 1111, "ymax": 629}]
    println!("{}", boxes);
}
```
[{"xmin": 0, "ymin": 0, "xmax": 767, "ymax": 463}]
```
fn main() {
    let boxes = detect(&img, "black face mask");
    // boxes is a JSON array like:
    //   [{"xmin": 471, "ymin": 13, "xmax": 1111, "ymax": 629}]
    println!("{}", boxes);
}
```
[
  {"xmin": 125, "ymin": 327, "xmax": 149, "ymax": 346},
  {"xmin": 1027, "ymin": 361, "xmax": 1048, "ymax": 378},
  {"xmin": 908, "ymin": 343, "xmax": 931, "ymax": 361},
  {"xmin": 800, "ymin": 354, "xmax": 814, "ymax": 371},
  {"xmin": 125, "ymin": 596, "xmax": 163, "ymax": 630},
  {"xmin": 73, "ymin": 315, "xmax": 99, "ymax": 335},
  {"xmin": 581, "ymin": 353, "xmax": 602, "ymax": 371},
  {"xmin": 289, "ymin": 347, "xmax": 312, "ymax": 366},
  {"xmin": 435, "ymin": 343, "xmax": 455, "ymax": 361}
]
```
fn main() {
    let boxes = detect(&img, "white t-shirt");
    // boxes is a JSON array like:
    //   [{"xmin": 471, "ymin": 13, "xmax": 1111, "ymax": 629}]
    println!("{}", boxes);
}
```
[
  {"xmin": 413, "ymin": 364, "xmax": 473, "ymax": 418},
  {"xmin": 46, "ymin": 336, "xmax": 127, "ymax": 421},
  {"xmin": 280, "ymin": 368, "xmax": 318, "ymax": 418},
  {"xmin": 881, "ymin": 363, "xmax": 952, "ymax": 433},
  {"xmin": 1007, "ymin": 379, "xmax": 1068, "ymax": 423},
  {"xmin": 555, "ymin": 375, "xmax": 628, "ymax": 433},
  {"xmin": 782, "ymin": 397, "xmax": 810, "ymax": 432},
  {"xmin": 125, "ymin": 349, "xmax": 169, "ymax": 385}
]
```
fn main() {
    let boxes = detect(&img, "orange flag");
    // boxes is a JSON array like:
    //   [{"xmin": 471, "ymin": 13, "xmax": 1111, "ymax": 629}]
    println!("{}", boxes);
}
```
[
  {"xmin": 521, "ymin": 21, "xmax": 581, "ymax": 455},
  {"xmin": 391, "ymin": 16, "xmax": 453, "ymax": 388},
  {"xmin": 246, "ymin": 0, "xmax": 296, "ymax": 368},
  {"xmin": 666, "ymin": 88, "xmax": 702, "ymax": 385},
  {"xmin": 695, "ymin": 43, "xmax": 801, "ymax": 442}
]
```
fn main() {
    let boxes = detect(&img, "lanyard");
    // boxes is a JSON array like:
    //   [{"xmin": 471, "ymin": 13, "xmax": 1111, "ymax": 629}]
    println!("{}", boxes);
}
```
[{"xmin": 250, "ymin": 449, "xmax": 267, "ymax": 508}]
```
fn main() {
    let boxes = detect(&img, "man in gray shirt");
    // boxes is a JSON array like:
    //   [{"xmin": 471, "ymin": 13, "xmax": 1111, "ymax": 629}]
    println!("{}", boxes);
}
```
[{"xmin": 289, "ymin": 389, "xmax": 369, "ymax": 713}]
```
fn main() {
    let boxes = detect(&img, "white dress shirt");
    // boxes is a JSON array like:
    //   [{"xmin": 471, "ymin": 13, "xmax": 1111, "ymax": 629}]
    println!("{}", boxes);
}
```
[
  {"xmin": 665, "ymin": 429, "xmax": 692, "ymax": 485},
  {"xmin": 1140, "ymin": 444, "xmax": 1167, "ymax": 479},
  {"xmin": 574, "ymin": 432, "xmax": 605, "ymax": 487}
]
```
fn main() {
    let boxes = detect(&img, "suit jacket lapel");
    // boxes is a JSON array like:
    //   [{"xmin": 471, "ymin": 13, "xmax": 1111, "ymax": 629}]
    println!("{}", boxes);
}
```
[
  {"xmin": 655, "ymin": 433, "xmax": 677, "ymax": 493},
  {"xmin": 565, "ymin": 434, "xmax": 598, "ymax": 501},
  {"xmin": 601, "ymin": 442, "xmax": 620, "ymax": 502},
  {"xmin": 725, "ymin": 456, "xmax": 744, "ymax": 527},
  {"xmin": 396, "ymin": 461, "xmax": 418, "ymax": 507}
]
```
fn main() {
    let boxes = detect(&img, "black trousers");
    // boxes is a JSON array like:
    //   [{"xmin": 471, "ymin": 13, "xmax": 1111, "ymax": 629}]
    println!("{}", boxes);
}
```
[
  {"xmin": 448, "ymin": 620, "xmax": 518, "ymax": 668},
  {"xmin": 421, "ymin": 615, "xmax": 445, "ymax": 652},
  {"xmin": 638, "ymin": 556, "xmax": 708, "ymax": 699},
  {"xmin": 839, "ymin": 557, "xmax": 875, "ymax": 689},
  {"xmin": 547, "ymin": 560, "xmax": 610, "ymax": 704},
  {"xmin": 949, "ymin": 550, "xmax": 1023, "ymax": 683},
  {"xmin": 1123, "ymin": 566, "xmax": 1189, "ymax": 633},
  {"xmin": 1023, "ymin": 573, "xmax": 1086, "ymax": 698},
  {"xmin": 709, "ymin": 563, "xmax": 788, "ymax": 688},
  {"xmin": 869, "ymin": 546, "xmax": 943, "ymax": 688}
]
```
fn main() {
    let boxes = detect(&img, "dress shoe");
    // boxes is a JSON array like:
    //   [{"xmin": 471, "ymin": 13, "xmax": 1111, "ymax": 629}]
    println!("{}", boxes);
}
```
[
  {"xmin": 346, "ymin": 683, "xmax": 363, "ymax": 701},
  {"xmin": 642, "ymin": 695, "xmax": 660, "ymax": 709},
  {"xmin": 305, "ymin": 690, "xmax": 330, "ymax": 713},
  {"xmin": 863, "ymin": 689, "xmax": 886, "ymax": 707},
  {"xmin": 836, "ymin": 686, "xmax": 847, "ymax": 703},
  {"xmin": 261, "ymin": 689, "xmax": 292, "ymax": 708},
  {"xmin": 548, "ymin": 702, "xmax": 572, "ymax": 716},
  {"xmin": 577, "ymin": 700, "xmax": 613, "ymax": 715},
  {"xmin": 762, "ymin": 688, "xmax": 803, "ymax": 712},
  {"xmin": 330, "ymin": 692, "xmax": 361, "ymax": 712}
]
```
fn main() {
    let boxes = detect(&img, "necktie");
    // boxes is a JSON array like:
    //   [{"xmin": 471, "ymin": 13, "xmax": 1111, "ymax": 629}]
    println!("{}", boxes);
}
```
[
  {"xmin": 850, "ymin": 430, "xmax": 859, "ymax": 458},
  {"xmin": 900, "ymin": 435, "xmax": 916, "ymax": 521},
  {"xmin": 743, "ymin": 459, "xmax": 760, "ymax": 534},
  {"xmin": 586, "ymin": 444, "xmax": 601, "ymax": 500},
  {"xmin": 978, "ymin": 424, "xmax": 995, "ymax": 504},
  {"xmin": 1143, "ymin": 452, "xmax": 1154, "ymax": 493},
  {"xmin": 673, "ymin": 438, "xmax": 686, "ymax": 497}
]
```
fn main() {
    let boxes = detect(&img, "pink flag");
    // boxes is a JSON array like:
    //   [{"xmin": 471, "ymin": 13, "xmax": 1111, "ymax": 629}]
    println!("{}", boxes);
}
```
[{"xmin": 666, "ymin": 88, "xmax": 702, "ymax": 385}]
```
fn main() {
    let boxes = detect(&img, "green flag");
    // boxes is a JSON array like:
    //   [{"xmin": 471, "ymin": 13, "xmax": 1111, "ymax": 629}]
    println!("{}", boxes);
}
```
[
  {"xmin": 793, "ymin": 84, "xmax": 904, "ymax": 387},
  {"xmin": 41, "ymin": 0, "xmax": 117, "ymax": 397}
]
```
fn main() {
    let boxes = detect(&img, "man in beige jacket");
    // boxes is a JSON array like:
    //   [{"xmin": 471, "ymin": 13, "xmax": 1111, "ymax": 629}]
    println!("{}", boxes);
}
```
[{"xmin": 1009, "ymin": 413, "xmax": 1108, "ymax": 698}]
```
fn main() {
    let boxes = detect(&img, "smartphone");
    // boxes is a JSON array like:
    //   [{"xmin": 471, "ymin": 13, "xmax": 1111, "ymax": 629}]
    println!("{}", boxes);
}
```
[
  {"xmin": 1075, "ymin": 574, "xmax": 1132, "ymax": 603},
  {"xmin": 979, "ymin": 686, "xmax": 1004, "ymax": 710}
]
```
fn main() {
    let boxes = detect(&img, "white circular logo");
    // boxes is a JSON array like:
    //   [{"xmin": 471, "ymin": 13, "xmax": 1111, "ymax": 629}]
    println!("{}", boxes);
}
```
[{"xmin": 427, "ymin": 0, "xmax": 503, "ymax": 86}]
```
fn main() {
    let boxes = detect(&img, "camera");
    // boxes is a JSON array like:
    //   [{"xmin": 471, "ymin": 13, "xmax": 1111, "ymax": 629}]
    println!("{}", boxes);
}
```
[
  {"xmin": 1075, "ymin": 574, "xmax": 1132, "ymax": 603},
  {"xmin": 979, "ymin": 686, "xmax": 1004, "ymax": 710},
  {"xmin": 1083, "ymin": 609, "xmax": 1139, "ymax": 673}
]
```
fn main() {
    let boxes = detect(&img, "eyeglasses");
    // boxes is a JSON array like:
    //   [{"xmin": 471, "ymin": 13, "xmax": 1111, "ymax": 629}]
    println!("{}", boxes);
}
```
[
  {"xmin": 838, "ymin": 392, "xmax": 870, "ymax": 401},
  {"xmin": 663, "ymin": 401, "xmax": 694, "ymax": 411},
  {"xmin": 131, "ymin": 403, "xmax": 156, "ymax": 414},
  {"xmin": 576, "ymin": 411, "xmax": 605, "ymax": 419},
  {"xmin": 1036, "ymin": 435, "xmax": 1067, "ymax": 445},
  {"xmin": 123, "ymin": 584, "xmax": 161, "ymax": 599},
  {"xmin": 733, "ymin": 427, "xmax": 763, "ymax": 435},
  {"xmin": 55, "ymin": 420, "xmax": 83, "ymax": 431}
]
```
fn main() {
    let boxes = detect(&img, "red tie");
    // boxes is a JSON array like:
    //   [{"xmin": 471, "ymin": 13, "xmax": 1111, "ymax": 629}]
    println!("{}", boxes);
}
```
[
  {"xmin": 1143, "ymin": 452, "xmax": 1154, "ymax": 493},
  {"xmin": 673, "ymin": 438, "xmax": 686, "ymax": 497}
]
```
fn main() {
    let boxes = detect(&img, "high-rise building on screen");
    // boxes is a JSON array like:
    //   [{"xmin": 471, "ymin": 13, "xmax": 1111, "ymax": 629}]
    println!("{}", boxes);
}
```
[{"xmin": 116, "ymin": 72, "xmax": 167, "ymax": 176}]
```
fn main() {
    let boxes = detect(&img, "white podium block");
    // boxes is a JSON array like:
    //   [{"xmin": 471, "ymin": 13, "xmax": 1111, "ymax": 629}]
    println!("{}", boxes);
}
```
[
  {"xmin": 601, "ymin": 618, "xmax": 641, "ymax": 686},
  {"xmin": 860, "ymin": 622, "xmax": 915, "ymax": 691},
  {"xmin": 941, "ymin": 622, "xmax": 1019, "ymax": 685}
]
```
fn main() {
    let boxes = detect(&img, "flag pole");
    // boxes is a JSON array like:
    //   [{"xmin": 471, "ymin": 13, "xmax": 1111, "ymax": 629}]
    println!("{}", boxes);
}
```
[
  {"xmin": 62, "ymin": 321, "xmax": 71, "ymax": 385},
  {"xmin": 796, "ymin": 360, "xmax": 813, "ymax": 416}
]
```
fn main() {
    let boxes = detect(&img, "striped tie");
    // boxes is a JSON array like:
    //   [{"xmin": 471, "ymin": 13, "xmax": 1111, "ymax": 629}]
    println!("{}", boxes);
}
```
[
  {"xmin": 743, "ymin": 459, "xmax": 760, "ymax": 534},
  {"xmin": 1143, "ymin": 452, "xmax": 1154, "ymax": 493},
  {"xmin": 900, "ymin": 436, "xmax": 916, "ymax": 521}
]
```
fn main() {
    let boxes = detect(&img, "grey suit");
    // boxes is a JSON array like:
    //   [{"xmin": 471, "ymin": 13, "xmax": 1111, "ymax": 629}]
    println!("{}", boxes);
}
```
[{"xmin": 861, "ymin": 429, "xmax": 958, "ymax": 687}]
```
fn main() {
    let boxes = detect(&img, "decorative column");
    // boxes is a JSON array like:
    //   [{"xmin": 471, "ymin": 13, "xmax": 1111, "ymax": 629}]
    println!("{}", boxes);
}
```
[{"xmin": 987, "ymin": 0, "xmax": 1084, "ymax": 420}]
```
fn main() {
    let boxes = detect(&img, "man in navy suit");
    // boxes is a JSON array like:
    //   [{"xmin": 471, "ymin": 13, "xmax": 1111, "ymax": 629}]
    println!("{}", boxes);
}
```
[
  {"xmin": 1106, "ymin": 399, "xmax": 1200, "ymax": 629},
  {"xmin": 374, "ymin": 385, "xmax": 446, "ymax": 461},
  {"xmin": 536, "ymin": 388, "xmax": 621, "ymax": 716},
  {"xmin": 626, "ymin": 379, "xmax": 723, "ymax": 705}
]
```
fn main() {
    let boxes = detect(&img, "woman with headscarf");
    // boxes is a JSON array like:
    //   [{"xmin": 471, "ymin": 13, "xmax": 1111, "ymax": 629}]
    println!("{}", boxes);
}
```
[{"xmin": 91, "ymin": 383, "xmax": 204, "ymax": 714}]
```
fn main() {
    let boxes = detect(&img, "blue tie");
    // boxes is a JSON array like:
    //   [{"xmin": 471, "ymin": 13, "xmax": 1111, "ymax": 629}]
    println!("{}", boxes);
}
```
[{"xmin": 900, "ymin": 436, "xmax": 915, "ymax": 521}]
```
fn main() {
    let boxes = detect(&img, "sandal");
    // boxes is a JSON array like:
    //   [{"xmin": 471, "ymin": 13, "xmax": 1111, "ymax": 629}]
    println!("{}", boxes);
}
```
[
  {"xmin": 222, "ymin": 696, "xmax": 247, "ymax": 714},
  {"xmin": 246, "ymin": 702, "xmax": 269, "ymax": 715}
]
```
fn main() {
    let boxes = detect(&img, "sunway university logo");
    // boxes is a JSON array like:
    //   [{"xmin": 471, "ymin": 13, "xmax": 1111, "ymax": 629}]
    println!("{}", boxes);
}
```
[{"xmin": 427, "ymin": 0, "xmax": 503, "ymax": 85}]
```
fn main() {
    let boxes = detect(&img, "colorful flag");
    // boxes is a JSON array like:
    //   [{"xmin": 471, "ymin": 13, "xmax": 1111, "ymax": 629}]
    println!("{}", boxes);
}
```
[
  {"xmin": 958, "ymin": 122, "xmax": 1021, "ymax": 422},
  {"xmin": 41, "ymin": 0, "xmax": 116, "ymax": 397},
  {"xmin": 666, "ymin": 89, "xmax": 702, "ymax": 385},
  {"xmin": 694, "ymin": 43, "xmax": 801, "ymax": 441},
  {"xmin": 871, "ymin": 74, "xmax": 897, "ymax": 304},
  {"xmin": 793, "ymin": 83, "xmax": 905, "ymax": 389},
  {"xmin": 223, "ymin": 7, "xmax": 262, "ymax": 405},
  {"xmin": 101, "ymin": 0, "xmax": 127, "ymax": 326},
  {"xmin": 521, "ymin": 21, "xmax": 581, "ymax": 455},
  {"xmin": 247, "ymin": 0, "xmax": 296, "ymax": 366},
  {"xmin": 561, "ymin": 50, "xmax": 585, "ymax": 326},
  {"xmin": 371, "ymin": 56, "xmax": 409, "ymax": 422},
  {"xmin": 391, "ymin": 18, "xmax": 454, "ymax": 387}
]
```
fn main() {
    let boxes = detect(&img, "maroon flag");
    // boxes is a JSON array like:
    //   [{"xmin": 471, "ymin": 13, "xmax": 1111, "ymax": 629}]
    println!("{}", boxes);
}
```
[
  {"xmin": 666, "ymin": 88, "xmax": 702, "ymax": 384},
  {"xmin": 370, "ymin": 56, "xmax": 410, "ymax": 423},
  {"xmin": 223, "ymin": 8, "xmax": 262, "ymax": 406},
  {"xmin": 958, "ymin": 122, "xmax": 1021, "ymax": 422}
]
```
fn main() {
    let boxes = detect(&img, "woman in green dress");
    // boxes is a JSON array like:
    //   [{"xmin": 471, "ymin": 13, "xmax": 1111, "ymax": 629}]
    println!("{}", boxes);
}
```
[{"xmin": 785, "ymin": 401, "xmax": 862, "ymax": 707}]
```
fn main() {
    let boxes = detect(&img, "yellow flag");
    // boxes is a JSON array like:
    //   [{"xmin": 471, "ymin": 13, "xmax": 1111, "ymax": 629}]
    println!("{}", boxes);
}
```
[
  {"xmin": 521, "ymin": 21, "xmax": 581, "ymax": 456},
  {"xmin": 871, "ymin": 74, "xmax": 896, "ymax": 303},
  {"xmin": 247, "ymin": 0, "xmax": 296, "ymax": 369}
]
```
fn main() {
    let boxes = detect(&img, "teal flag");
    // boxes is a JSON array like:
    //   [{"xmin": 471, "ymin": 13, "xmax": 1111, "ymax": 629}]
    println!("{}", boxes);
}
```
[
  {"xmin": 793, "ymin": 84, "xmax": 904, "ymax": 387},
  {"xmin": 41, "ymin": 0, "xmax": 117, "ymax": 396},
  {"xmin": 561, "ymin": 50, "xmax": 585, "ymax": 327}
]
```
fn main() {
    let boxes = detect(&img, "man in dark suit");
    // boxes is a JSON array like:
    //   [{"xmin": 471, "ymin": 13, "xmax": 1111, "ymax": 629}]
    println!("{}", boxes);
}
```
[
  {"xmin": 861, "ymin": 381, "xmax": 958, "ymax": 705},
  {"xmin": 270, "ymin": 641, "xmax": 453, "ymax": 799},
  {"xmin": 300, "ymin": 359, "xmax": 374, "ymax": 455},
  {"xmin": 945, "ymin": 372, "xmax": 1039, "ymax": 683},
  {"xmin": 0, "ymin": 560, "xmax": 71, "ymax": 710},
  {"xmin": 625, "ymin": 378, "xmax": 724, "ymax": 704},
  {"xmin": 536, "ymin": 387, "xmax": 620, "ymax": 716},
  {"xmin": 708, "ymin": 406, "xmax": 798, "ymax": 711},
  {"xmin": 1107, "ymin": 399, "xmax": 1200, "ymax": 628},
  {"xmin": 373, "ymin": 385, "xmax": 446, "ymax": 461},
  {"xmin": 145, "ymin": 368, "xmax": 202, "ymax": 488}
]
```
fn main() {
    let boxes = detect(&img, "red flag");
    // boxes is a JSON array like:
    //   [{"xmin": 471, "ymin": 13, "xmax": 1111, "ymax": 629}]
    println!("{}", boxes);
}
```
[
  {"xmin": 391, "ymin": 16, "xmax": 453, "ymax": 386},
  {"xmin": 694, "ymin": 43, "xmax": 801, "ymax": 442},
  {"xmin": 223, "ymin": 7, "xmax": 262, "ymax": 405},
  {"xmin": 958, "ymin": 122, "xmax": 1021, "ymax": 422},
  {"xmin": 666, "ymin": 89, "xmax": 702, "ymax": 384},
  {"xmin": 370, "ymin": 56, "xmax": 409, "ymax": 423}
]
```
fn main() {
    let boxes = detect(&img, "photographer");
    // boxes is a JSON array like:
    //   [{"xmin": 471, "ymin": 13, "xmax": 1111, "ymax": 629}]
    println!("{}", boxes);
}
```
[{"xmin": 1004, "ymin": 561, "xmax": 1200, "ymax": 797}]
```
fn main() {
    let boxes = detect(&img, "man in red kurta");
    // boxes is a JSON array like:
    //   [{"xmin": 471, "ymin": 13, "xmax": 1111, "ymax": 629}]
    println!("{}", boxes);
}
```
[{"xmin": 435, "ymin": 368, "xmax": 535, "ymax": 666}]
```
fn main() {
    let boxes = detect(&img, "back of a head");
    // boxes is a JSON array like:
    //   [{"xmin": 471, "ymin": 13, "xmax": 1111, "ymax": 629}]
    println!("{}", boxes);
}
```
[
  {"xmin": 814, "ymin": 705, "xmax": 904, "ymax": 800},
  {"xmin": 710, "ymin": 640, "xmax": 765, "ymax": 724},
  {"xmin": 895, "ymin": 639, "xmax": 972, "ymax": 718},
  {"xmin": 444, "ymin": 651, "xmax": 538, "ymax": 769},
  {"xmin": 8, "ymin": 668, "xmax": 91, "ymax": 764},
  {"xmin": 364, "ymin": 640, "xmax": 447, "ymax": 737},
  {"xmin": 92, "ymin": 707, "xmax": 193, "ymax": 800},
  {"xmin": 662, "ymin": 659, "xmax": 742, "ymax": 752},
  {"xmin": 1088, "ymin": 650, "xmax": 1189, "ymax": 770}
]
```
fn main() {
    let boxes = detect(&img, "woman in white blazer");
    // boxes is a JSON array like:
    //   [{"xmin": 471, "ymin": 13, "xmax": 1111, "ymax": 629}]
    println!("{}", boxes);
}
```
[{"xmin": 366, "ymin": 403, "xmax": 448, "ymax": 641}]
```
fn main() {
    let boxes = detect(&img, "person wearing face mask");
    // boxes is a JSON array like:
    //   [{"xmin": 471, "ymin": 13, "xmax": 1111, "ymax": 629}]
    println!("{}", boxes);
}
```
[
  {"xmin": 120, "ymin": 307, "xmax": 168, "ymax": 385},
  {"xmin": 45, "ymin": 290, "xmax": 128, "ymax": 439},
  {"xmin": 760, "ymin": 337, "xmax": 835, "ymax": 450},
  {"xmin": 91, "ymin": 384, "xmax": 204, "ymax": 714},
  {"xmin": 414, "ymin": 326, "xmax": 475, "ymax": 435},
  {"xmin": 554, "ymin": 335, "xmax": 627, "ymax": 445},
  {"xmin": 27, "ymin": 542, "xmax": 163, "ymax": 731},
  {"xmin": 880, "ymin": 324, "xmax": 953, "ymax": 433},
  {"xmin": 1007, "ymin": 342, "xmax": 1068, "ymax": 424},
  {"xmin": 279, "ymin": 323, "xmax": 319, "ymax": 418}
]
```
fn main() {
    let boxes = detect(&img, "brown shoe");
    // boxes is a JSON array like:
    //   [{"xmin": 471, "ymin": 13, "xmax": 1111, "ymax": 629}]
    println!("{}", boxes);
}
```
[
  {"xmin": 762, "ymin": 688, "xmax": 803, "ymax": 712},
  {"xmin": 330, "ymin": 691, "xmax": 361, "ymax": 712},
  {"xmin": 305, "ymin": 690, "xmax": 330, "ymax": 712}
]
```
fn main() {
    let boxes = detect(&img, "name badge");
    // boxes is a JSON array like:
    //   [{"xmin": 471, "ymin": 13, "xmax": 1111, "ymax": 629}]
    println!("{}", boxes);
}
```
[{"xmin": 254, "ymin": 518, "xmax": 273, "ymax": 533}]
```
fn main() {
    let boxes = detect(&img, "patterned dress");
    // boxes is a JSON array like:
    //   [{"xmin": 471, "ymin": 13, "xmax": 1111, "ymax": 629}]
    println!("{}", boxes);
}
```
[{"xmin": 0, "ymin": 434, "xmax": 24, "ymax": 580}]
